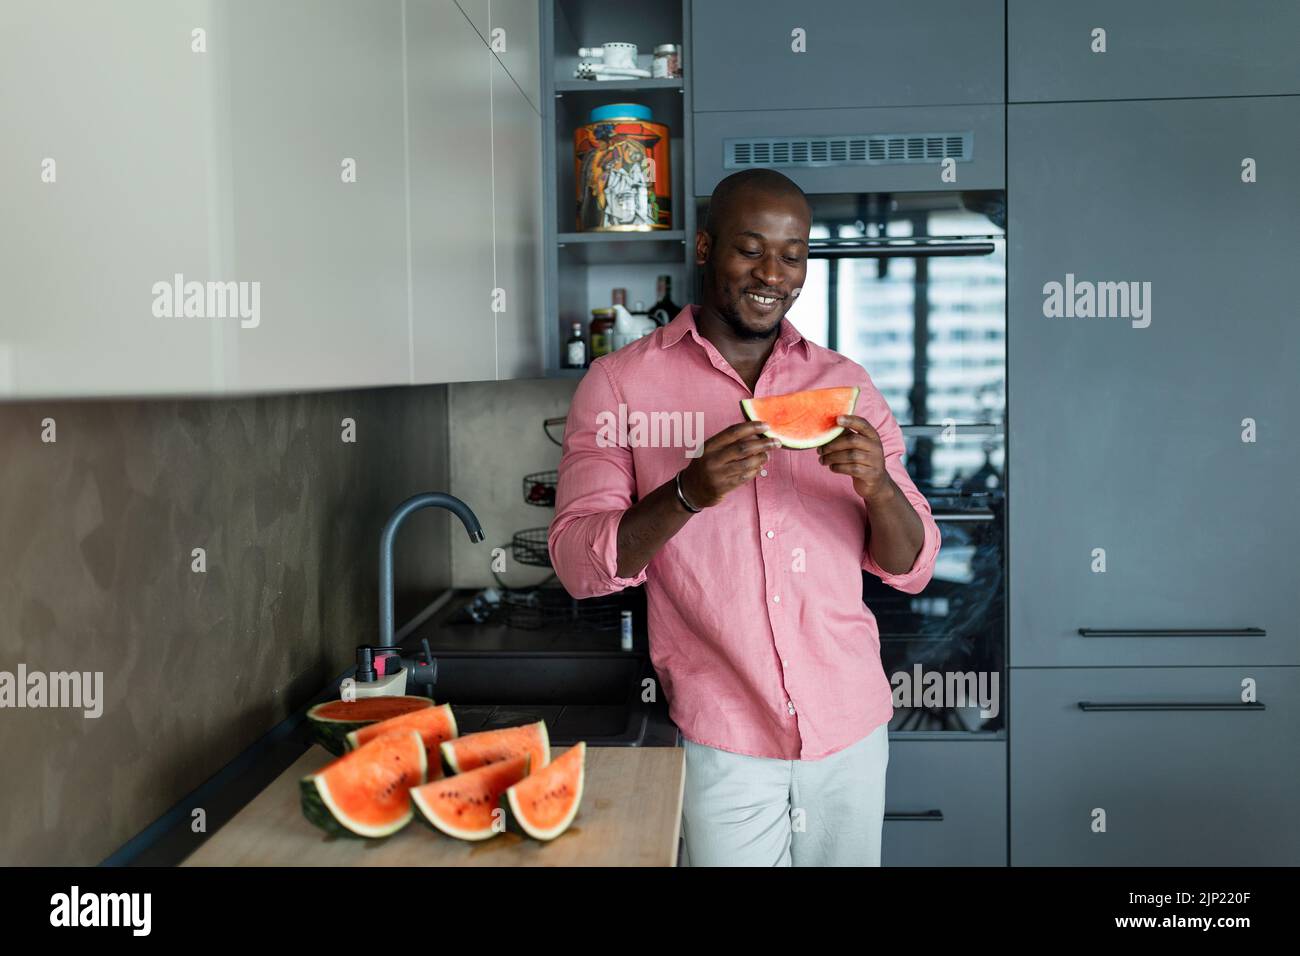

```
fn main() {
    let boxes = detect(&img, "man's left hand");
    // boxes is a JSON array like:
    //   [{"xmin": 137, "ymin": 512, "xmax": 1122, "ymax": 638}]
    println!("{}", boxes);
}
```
[{"xmin": 817, "ymin": 414, "xmax": 895, "ymax": 504}]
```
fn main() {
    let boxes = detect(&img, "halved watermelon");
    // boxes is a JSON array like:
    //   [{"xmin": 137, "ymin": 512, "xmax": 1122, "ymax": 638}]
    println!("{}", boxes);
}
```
[
  {"xmin": 503, "ymin": 742, "xmax": 586, "ymax": 842},
  {"xmin": 411, "ymin": 754, "xmax": 531, "ymax": 841},
  {"xmin": 307, "ymin": 695, "xmax": 434, "ymax": 756},
  {"xmin": 300, "ymin": 729, "xmax": 426, "ymax": 838},
  {"xmin": 441, "ymin": 721, "xmax": 550, "ymax": 776},
  {"xmin": 740, "ymin": 385, "xmax": 861, "ymax": 449},
  {"xmin": 345, "ymin": 703, "xmax": 458, "ymax": 779}
]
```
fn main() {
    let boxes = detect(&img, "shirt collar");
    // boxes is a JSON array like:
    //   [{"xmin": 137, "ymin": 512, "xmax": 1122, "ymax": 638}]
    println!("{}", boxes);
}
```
[{"xmin": 661, "ymin": 304, "xmax": 811, "ymax": 358}]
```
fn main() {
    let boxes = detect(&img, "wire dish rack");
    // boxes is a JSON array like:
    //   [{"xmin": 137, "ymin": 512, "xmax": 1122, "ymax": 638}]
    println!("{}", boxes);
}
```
[
  {"xmin": 511, "ymin": 527, "xmax": 554, "ymax": 568},
  {"xmin": 522, "ymin": 470, "xmax": 558, "ymax": 507},
  {"xmin": 499, "ymin": 587, "xmax": 623, "ymax": 632}
]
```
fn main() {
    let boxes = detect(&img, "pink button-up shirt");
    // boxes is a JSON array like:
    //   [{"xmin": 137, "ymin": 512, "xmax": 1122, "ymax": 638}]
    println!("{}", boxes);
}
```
[{"xmin": 548, "ymin": 305, "xmax": 942, "ymax": 760}]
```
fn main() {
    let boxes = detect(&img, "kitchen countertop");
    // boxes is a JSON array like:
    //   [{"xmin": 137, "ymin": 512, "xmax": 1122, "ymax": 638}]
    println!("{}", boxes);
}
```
[
  {"xmin": 183, "ymin": 744, "xmax": 685, "ymax": 867},
  {"xmin": 114, "ymin": 587, "xmax": 678, "ymax": 865}
]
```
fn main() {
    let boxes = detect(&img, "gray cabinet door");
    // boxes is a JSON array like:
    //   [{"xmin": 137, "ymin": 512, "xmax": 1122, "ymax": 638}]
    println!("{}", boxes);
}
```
[
  {"xmin": 1010, "ymin": 667, "xmax": 1300, "ymax": 865},
  {"xmin": 692, "ymin": 0, "xmax": 1003, "ymax": 113},
  {"xmin": 883, "ymin": 738, "xmax": 1007, "ymax": 866},
  {"xmin": 1008, "ymin": 96, "xmax": 1300, "ymax": 668},
  {"xmin": 693, "ymin": 104, "xmax": 1004, "ymax": 197},
  {"xmin": 1010, "ymin": 0, "xmax": 1300, "ymax": 102}
]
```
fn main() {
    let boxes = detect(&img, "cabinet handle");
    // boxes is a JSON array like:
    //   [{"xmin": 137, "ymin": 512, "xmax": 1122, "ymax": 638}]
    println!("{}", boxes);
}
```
[
  {"xmin": 808, "ymin": 238, "xmax": 996, "ymax": 259},
  {"xmin": 884, "ymin": 810, "xmax": 945, "ymax": 821},
  {"xmin": 1077, "ymin": 702, "xmax": 1266, "ymax": 712},
  {"xmin": 932, "ymin": 510, "xmax": 995, "ymax": 522},
  {"xmin": 1077, "ymin": 627, "xmax": 1265, "ymax": 638}
]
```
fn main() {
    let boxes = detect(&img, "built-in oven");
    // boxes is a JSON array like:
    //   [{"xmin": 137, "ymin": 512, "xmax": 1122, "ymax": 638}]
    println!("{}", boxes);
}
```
[{"xmin": 799, "ymin": 190, "xmax": 1007, "ymax": 735}]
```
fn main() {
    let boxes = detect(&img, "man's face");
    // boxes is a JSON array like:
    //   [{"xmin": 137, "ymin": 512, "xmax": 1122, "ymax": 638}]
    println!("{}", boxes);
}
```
[{"xmin": 697, "ymin": 189, "xmax": 811, "ymax": 340}]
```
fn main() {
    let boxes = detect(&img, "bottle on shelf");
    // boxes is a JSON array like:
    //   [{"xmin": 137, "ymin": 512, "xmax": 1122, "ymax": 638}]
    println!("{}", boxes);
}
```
[
  {"xmin": 564, "ymin": 322, "xmax": 587, "ymax": 369},
  {"xmin": 648, "ymin": 274, "xmax": 680, "ymax": 326},
  {"xmin": 589, "ymin": 308, "xmax": 615, "ymax": 360}
]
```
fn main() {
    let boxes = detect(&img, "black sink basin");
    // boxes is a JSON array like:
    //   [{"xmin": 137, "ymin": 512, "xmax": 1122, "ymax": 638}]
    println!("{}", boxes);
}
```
[{"xmin": 421, "ymin": 651, "xmax": 650, "ymax": 747}]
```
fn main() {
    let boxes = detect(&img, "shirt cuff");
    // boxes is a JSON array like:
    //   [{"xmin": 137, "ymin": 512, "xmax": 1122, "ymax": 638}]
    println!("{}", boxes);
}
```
[
  {"xmin": 591, "ymin": 508, "xmax": 649, "ymax": 590},
  {"xmin": 861, "ymin": 501, "xmax": 942, "ymax": 594}
]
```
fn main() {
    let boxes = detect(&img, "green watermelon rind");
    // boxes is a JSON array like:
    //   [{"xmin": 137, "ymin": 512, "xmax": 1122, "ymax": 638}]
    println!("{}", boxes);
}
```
[
  {"xmin": 343, "ymin": 702, "xmax": 459, "ymax": 754},
  {"xmin": 739, "ymin": 385, "xmax": 861, "ymax": 450},
  {"xmin": 299, "ymin": 730, "xmax": 427, "ymax": 839},
  {"xmin": 306, "ymin": 695, "xmax": 434, "ymax": 756},
  {"xmin": 502, "ymin": 742, "xmax": 586, "ymax": 842},
  {"xmin": 440, "ymin": 720, "xmax": 551, "ymax": 776},
  {"xmin": 411, "ymin": 754, "xmax": 532, "ymax": 842}
]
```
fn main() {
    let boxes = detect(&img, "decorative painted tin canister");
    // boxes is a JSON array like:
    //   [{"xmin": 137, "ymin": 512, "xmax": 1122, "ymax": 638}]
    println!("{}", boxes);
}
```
[{"xmin": 574, "ymin": 103, "xmax": 672, "ymax": 232}]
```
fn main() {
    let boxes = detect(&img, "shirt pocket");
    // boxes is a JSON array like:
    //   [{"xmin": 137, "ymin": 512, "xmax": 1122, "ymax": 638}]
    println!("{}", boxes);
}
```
[{"xmin": 786, "ymin": 446, "xmax": 862, "ymax": 503}]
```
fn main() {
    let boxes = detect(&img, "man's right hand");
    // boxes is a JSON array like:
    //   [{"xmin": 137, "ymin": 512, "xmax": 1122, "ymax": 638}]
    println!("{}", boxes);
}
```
[{"xmin": 678, "ymin": 421, "xmax": 782, "ymax": 509}]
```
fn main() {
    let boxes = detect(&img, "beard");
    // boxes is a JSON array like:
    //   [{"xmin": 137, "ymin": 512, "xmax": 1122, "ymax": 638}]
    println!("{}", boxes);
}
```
[{"xmin": 714, "ymin": 288, "xmax": 783, "ymax": 342}]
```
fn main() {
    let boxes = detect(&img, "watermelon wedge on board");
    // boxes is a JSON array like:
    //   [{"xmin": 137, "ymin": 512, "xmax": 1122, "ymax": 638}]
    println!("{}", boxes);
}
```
[
  {"xmin": 306, "ymin": 695, "xmax": 434, "ymax": 756},
  {"xmin": 503, "ymin": 741, "xmax": 586, "ymax": 842},
  {"xmin": 740, "ymin": 385, "xmax": 860, "ymax": 449},
  {"xmin": 411, "ymin": 754, "xmax": 531, "ymax": 841},
  {"xmin": 345, "ymin": 702, "xmax": 458, "ymax": 780},
  {"xmin": 441, "ymin": 721, "xmax": 550, "ymax": 776},
  {"xmin": 299, "ymin": 729, "xmax": 427, "ymax": 838}
]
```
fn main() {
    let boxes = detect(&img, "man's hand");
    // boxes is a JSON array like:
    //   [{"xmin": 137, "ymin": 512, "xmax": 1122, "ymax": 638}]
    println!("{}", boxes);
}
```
[
  {"xmin": 817, "ymin": 414, "xmax": 895, "ymax": 503},
  {"xmin": 679, "ymin": 421, "xmax": 781, "ymax": 509}
]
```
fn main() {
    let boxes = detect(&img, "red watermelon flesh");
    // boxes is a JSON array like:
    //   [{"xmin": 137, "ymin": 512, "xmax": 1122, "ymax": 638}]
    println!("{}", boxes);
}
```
[
  {"xmin": 441, "ymin": 721, "xmax": 550, "ymax": 776},
  {"xmin": 346, "ymin": 703, "xmax": 458, "ymax": 779},
  {"xmin": 504, "ymin": 741, "xmax": 586, "ymax": 842},
  {"xmin": 411, "ymin": 754, "xmax": 531, "ymax": 841},
  {"xmin": 307, "ymin": 695, "xmax": 434, "ymax": 756},
  {"xmin": 739, "ymin": 386, "xmax": 861, "ymax": 449},
  {"xmin": 300, "ymin": 729, "xmax": 427, "ymax": 838}
]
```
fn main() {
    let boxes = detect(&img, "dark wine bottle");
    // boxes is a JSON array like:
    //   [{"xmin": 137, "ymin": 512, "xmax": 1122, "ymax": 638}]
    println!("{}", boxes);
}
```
[{"xmin": 648, "ymin": 275, "xmax": 680, "ymax": 326}]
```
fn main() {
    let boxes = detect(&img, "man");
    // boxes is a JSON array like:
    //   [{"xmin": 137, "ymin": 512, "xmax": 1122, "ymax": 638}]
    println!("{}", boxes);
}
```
[{"xmin": 548, "ymin": 168, "xmax": 941, "ymax": 866}]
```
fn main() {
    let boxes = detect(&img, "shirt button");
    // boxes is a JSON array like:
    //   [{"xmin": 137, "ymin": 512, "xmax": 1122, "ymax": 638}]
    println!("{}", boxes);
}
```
[
  {"xmin": 782, "ymin": 659, "xmax": 789, "ymax": 667},
  {"xmin": 765, "ymin": 530, "xmax": 775, "ymax": 539},
  {"xmin": 759, "ymin": 469, "xmax": 768, "ymax": 477},
  {"xmin": 772, "ymin": 594, "xmax": 781, "ymax": 604}
]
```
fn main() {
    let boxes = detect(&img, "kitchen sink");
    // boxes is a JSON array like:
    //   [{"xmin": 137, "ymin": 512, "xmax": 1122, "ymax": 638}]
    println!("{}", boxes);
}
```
[{"xmin": 418, "ymin": 651, "xmax": 651, "ymax": 747}]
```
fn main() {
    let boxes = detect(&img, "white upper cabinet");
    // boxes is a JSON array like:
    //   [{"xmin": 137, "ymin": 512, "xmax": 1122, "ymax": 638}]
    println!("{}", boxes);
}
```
[
  {"xmin": 0, "ymin": 0, "xmax": 219, "ymax": 398},
  {"xmin": 409, "ymin": 0, "xmax": 498, "ymax": 384},
  {"xmin": 220, "ymin": 0, "xmax": 411, "ymax": 393},
  {"xmin": 489, "ymin": 52, "xmax": 544, "ymax": 381},
  {"xmin": 0, "ymin": 0, "xmax": 544, "ymax": 398}
]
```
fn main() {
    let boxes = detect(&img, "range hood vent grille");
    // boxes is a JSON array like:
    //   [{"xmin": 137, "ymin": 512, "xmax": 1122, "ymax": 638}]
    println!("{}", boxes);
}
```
[{"xmin": 725, "ymin": 131, "xmax": 972, "ymax": 169}]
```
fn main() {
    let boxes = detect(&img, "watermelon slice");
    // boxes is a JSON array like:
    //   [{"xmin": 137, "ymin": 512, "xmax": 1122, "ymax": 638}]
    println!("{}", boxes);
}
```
[
  {"xmin": 740, "ymin": 385, "xmax": 861, "ymax": 449},
  {"xmin": 503, "ymin": 741, "xmax": 586, "ymax": 842},
  {"xmin": 300, "ymin": 729, "xmax": 427, "ymax": 838},
  {"xmin": 410, "ymin": 754, "xmax": 531, "ymax": 841},
  {"xmin": 345, "ymin": 703, "xmax": 458, "ymax": 779},
  {"xmin": 441, "ymin": 720, "xmax": 550, "ymax": 776},
  {"xmin": 307, "ymin": 695, "xmax": 434, "ymax": 756}
]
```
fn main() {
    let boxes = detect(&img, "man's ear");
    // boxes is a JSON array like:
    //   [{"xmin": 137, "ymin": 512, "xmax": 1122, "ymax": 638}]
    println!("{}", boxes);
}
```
[{"xmin": 694, "ymin": 229, "xmax": 711, "ymax": 267}]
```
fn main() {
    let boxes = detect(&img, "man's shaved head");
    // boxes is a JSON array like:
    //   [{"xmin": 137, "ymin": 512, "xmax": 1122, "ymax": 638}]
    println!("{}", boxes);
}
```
[{"xmin": 704, "ymin": 168, "xmax": 812, "ymax": 240}]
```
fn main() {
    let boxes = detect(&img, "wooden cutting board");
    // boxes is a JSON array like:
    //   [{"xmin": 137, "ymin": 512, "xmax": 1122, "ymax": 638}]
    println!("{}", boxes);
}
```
[{"xmin": 183, "ymin": 745, "xmax": 684, "ymax": 867}]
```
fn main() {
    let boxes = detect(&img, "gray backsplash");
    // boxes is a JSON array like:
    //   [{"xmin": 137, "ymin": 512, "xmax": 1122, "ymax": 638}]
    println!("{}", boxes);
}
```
[
  {"xmin": 448, "ymin": 378, "xmax": 580, "ymax": 589},
  {"xmin": 0, "ymin": 384, "xmax": 453, "ymax": 864}
]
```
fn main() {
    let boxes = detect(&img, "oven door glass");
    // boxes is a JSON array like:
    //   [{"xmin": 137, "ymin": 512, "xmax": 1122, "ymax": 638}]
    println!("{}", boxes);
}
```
[{"xmin": 796, "ymin": 191, "xmax": 1007, "ymax": 735}]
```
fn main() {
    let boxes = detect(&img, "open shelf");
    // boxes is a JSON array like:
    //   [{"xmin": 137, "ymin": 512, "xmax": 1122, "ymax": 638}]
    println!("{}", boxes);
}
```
[
  {"xmin": 555, "ymin": 78, "xmax": 683, "ymax": 93},
  {"xmin": 543, "ymin": 0, "xmax": 695, "ymax": 376},
  {"xmin": 557, "ymin": 230, "xmax": 687, "ymax": 266}
]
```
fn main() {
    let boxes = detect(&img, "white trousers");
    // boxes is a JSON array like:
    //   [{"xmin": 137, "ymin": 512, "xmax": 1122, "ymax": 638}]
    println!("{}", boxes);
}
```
[{"xmin": 679, "ymin": 722, "xmax": 890, "ymax": 867}]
